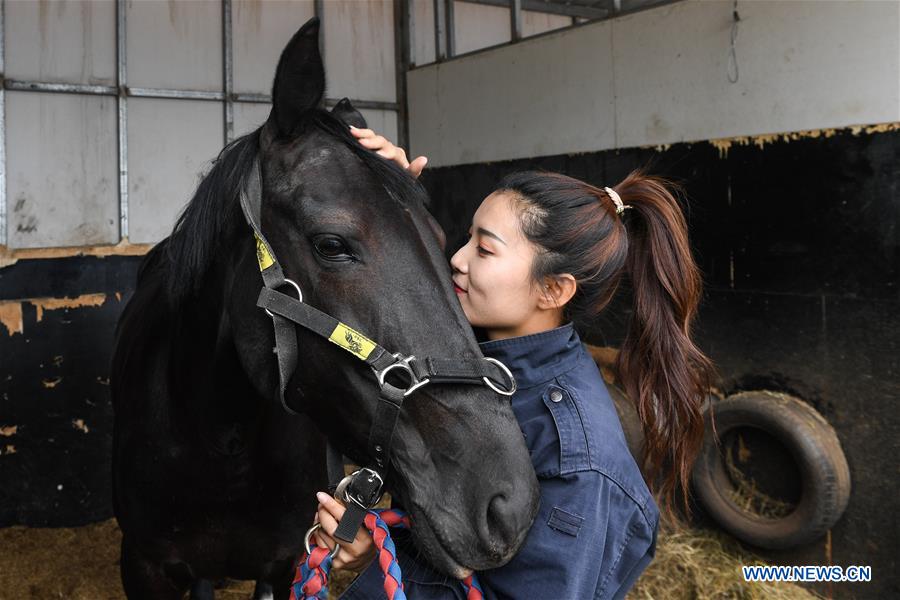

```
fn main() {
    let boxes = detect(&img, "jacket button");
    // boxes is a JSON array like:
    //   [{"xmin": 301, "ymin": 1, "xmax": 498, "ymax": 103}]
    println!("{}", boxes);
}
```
[{"xmin": 550, "ymin": 390, "xmax": 563, "ymax": 403}]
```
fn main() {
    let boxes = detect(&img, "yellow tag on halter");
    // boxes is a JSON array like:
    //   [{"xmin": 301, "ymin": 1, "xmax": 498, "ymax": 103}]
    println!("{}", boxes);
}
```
[
  {"xmin": 329, "ymin": 323, "xmax": 376, "ymax": 360},
  {"xmin": 254, "ymin": 232, "xmax": 275, "ymax": 271}
]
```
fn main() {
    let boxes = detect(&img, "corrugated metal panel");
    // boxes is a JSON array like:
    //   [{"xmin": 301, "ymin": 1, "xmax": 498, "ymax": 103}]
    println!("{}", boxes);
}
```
[
  {"xmin": 324, "ymin": 0, "xmax": 396, "ymax": 102},
  {"xmin": 233, "ymin": 101, "xmax": 271, "ymax": 138},
  {"xmin": 126, "ymin": 98, "xmax": 223, "ymax": 244},
  {"xmin": 126, "ymin": 0, "xmax": 222, "ymax": 92},
  {"xmin": 5, "ymin": 0, "xmax": 116, "ymax": 85},
  {"xmin": 6, "ymin": 91, "xmax": 118, "ymax": 248},
  {"xmin": 232, "ymin": 0, "xmax": 316, "ymax": 95}
]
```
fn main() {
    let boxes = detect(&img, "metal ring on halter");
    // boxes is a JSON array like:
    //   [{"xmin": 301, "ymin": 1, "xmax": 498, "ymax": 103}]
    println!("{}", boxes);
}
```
[
  {"xmin": 483, "ymin": 357, "xmax": 517, "ymax": 396},
  {"xmin": 264, "ymin": 278, "xmax": 303, "ymax": 317},
  {"xmin": 376, "ymin": 358, "xmax": 431, "ymax": 397},
  {"xmin": 304, "ymin": 522, "xmax": 341, "ymax": 559}
]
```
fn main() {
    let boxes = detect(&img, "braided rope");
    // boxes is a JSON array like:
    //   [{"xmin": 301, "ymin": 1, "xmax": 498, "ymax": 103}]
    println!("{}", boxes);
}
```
[{"xmin": 290, "ymin": 508, "xmax": 484, "ymax": 600}]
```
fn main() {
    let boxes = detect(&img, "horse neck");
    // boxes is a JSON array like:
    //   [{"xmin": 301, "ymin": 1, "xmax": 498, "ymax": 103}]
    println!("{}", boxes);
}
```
[{"xmin": 165, "ymin": 238, "xmax": 260, "ymax": 428}]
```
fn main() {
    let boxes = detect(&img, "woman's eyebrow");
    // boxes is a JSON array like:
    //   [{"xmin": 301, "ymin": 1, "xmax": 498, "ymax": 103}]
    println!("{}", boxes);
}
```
[{"xmin": 477, "ymin": 227, "xmax": 507, "ymax": 246}]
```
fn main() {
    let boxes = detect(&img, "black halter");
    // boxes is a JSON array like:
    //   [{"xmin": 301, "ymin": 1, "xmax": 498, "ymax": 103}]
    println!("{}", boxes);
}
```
[{"xmin": 239, "ymin": 158, "xmax": 516, "ymax": 542}]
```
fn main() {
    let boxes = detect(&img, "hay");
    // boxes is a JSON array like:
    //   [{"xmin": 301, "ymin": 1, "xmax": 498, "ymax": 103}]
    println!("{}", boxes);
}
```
[
  {"xmin": 627, "ymin": 519, "xmax": 821, "ymax": 600},
  {"xmin": 1, "ymin": 516, "xmax": 820, "ymax": 599},
  {"xmin": 723, "ymin": 433, "xmax": 795, "ymax": 520}
]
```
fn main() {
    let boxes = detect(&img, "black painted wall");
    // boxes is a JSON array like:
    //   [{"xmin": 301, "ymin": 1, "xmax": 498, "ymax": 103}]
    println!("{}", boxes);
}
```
[
  {"xmin": 0, "ymin": 127, "xmax": 897, "ymax": 597},
  {"xmin": 0, "ymin": 255, "xmax": 142, "ymax": 526},
  {"xmin": 418, "ymin": 127, "xmax": 899, "ymax": 599}
]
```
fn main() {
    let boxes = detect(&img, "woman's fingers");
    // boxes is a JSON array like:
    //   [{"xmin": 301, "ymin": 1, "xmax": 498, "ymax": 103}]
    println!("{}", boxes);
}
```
[
  {"xmin": 316, "ymin": 491, "xmax": 346, "ymax": 521},
  {"xmin": 311, "ymin": 491, "xmax": 377, "ymax": 572},
  {"xmin": 408, "ymin": 156, "xmax": 428, "ymax": 178},
  {"xmin": 349, "ymin": 126, "xmax": 426, "ymax": 175},
  {"xmin": 349, "ymin": 126, "xmax": 375, "ymax": 139}
]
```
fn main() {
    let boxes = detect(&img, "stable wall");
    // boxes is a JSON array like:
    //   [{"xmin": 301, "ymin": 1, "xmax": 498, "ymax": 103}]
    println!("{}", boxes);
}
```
[
  {"xmin": 408, "ymin": 0, "xmax": 900, "ymax": 166},
  {"xmin": 2, "ymin": 0, "xmax": 399, "ymax": 249}
]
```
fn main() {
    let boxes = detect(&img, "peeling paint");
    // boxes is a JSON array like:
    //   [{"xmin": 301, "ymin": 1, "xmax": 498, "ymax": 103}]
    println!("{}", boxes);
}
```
[
  {"xmin": 96, "ymin": 376, "xmax": 110, "ymax": 386},
  {"xmin": 42, "ymin": 377, "xmax": 62, "ymax": 389},
  {"xmin": 2, "ymin": 445, "xmax": 16, "ymax": 455},
  {"xmin": 0, "ymin": 302, "xmax": 24, "ymax": 337},
  {"xmin": 31, "ymin": 293, "xmax": 107, "ymax": 322},
  {"xmin": 0, "ymin": 425, "xmax": 17, "ymax": 437},
  {"xmin": 707, "ymin": 122, "xmax": 900, "ymax": 158},
  {"xmin": 0, "ymin": 238, "xmax": 152, "ymax": 269},
  {"xmin": 71, "ymin": 419, "xmax": 89, "ymax": 434}
]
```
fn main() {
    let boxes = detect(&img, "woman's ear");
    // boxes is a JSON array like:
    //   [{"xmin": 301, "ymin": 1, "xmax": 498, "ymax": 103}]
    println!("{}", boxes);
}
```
[{"xmin": 538, "ymin": 274, "xmax": 577, "ymax": 310}]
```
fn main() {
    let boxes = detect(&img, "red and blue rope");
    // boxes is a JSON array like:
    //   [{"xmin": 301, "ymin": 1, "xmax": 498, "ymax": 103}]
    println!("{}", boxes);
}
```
[{"xmin": 290, "ymin": 508, "xmax": 484, "ymax": 600}]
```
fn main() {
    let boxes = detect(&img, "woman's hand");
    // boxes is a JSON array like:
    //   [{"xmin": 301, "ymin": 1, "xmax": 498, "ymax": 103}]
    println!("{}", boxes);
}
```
[
  {"xmin": 349, "ymin": 126, "xmax": 428, "ymax": 178},
  {"xmin": 311, "ymin": 491, "xmax": 377, "ymax": 572}
]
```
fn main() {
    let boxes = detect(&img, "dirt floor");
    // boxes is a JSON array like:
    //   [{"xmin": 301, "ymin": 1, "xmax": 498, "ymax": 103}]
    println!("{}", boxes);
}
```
[{"xmin": 0, "ymin": 518, "xmax": 820, "ymax": 599}]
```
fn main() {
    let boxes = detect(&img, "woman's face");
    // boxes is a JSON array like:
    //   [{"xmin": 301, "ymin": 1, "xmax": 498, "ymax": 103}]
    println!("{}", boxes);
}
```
[{"xmin": 450, "ymin": 191, "xmax": 549, "ymax": 340}]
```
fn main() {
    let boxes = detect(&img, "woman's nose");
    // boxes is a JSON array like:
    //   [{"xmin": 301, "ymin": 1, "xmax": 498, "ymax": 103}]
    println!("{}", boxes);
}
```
[{"xmin": 450, "ymin": 247, "xmax": 466, "ymax": 274}]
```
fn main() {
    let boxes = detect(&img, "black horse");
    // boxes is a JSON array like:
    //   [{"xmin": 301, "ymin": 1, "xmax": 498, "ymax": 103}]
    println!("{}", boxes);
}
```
[{"xmin": 110, "ymin": 18, "xmax": 539, "ymax": 600}]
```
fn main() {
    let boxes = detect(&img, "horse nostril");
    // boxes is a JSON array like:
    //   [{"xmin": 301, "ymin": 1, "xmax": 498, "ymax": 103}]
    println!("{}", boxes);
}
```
[{"xmin": 483, "ymin": 492, "xmax": 518, "ymax": 555}]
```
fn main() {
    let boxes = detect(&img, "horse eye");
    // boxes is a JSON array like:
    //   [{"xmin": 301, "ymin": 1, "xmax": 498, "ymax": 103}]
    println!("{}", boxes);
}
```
[{"xmin": 313, "ymin": 236, "xmax": 352, "ymax": 260}]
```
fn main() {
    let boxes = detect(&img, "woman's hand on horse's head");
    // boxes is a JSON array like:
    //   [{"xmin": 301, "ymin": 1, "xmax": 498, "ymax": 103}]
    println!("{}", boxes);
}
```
[
  {"xmin": 313, "ymin": 491, "xmax": 377, "ymax": 572},
  {"xmin": 349, "ymin": 125, "xmax": 428, "ymax": 178}
]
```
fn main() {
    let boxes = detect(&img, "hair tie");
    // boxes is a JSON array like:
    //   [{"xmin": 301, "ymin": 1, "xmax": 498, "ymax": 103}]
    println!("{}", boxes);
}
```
[{"xmin": 604, "ymin": 187, "xmax": 632, "ymax": 216}]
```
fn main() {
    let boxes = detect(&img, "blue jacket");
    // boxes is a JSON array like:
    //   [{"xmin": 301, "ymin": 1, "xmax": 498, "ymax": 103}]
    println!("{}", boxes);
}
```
[{"xmin": 340, "ymin": 323, "xmax": 659, "ymax": 600}]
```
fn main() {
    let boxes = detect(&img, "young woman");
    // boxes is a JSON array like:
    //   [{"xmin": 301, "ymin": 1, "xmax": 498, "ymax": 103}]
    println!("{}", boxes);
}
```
[{"xmin": 308, "ymin": 127, "xmax": 716, "ymax": 599}]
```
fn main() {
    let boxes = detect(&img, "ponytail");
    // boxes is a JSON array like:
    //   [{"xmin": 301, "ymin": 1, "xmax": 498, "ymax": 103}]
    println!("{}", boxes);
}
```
[
  {"xmin": 611, "ymin": 169, "xmax": 716, "ymax": 520},
  {"xmin": 496, "ymin": 168, "xmax": 717, "ymax": 520}
]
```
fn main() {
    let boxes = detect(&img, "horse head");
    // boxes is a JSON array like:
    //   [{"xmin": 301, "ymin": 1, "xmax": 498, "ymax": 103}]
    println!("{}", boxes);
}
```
[{"xmin": 223, "ymin": 19, "xmax": 539, "ymax": 576}]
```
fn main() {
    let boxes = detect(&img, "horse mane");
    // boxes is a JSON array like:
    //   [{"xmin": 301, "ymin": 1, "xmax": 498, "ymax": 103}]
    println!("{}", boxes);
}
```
[{"xmin": 151, "ymin": 109, "xmax": 428, "ymax": 308}]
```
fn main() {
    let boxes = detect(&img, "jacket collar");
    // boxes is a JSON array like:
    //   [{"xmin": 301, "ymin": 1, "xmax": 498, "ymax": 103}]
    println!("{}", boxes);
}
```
[{"xmin": 478, "ymin": 322, "xmax": 581, "ymax": 390}]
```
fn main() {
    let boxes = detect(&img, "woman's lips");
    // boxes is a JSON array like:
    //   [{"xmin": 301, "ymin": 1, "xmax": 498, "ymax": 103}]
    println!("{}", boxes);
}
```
[{"xmin": 453, "ymin": 282, "xmax": 467, "ymax": 295}]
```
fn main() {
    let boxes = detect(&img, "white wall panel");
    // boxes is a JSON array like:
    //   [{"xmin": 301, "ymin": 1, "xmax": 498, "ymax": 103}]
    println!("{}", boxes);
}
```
[
  {"xmin": 408, "ymin": 0, "xmax": 900, "ymax": 166},
  {"xmin": 233, "ymin": 0, "xmax": 316, "ymax": 95},
  {"xmin": 5, "ymin": 0, "xmax": 116, "ymax": 84},
  {"xmin": 522, "ymin": 9, "xmax": 571, "ymax": 38},
  {"xmin": 453, "ymin": 2, "xmax": 510, "ymax": 56},
  {"xmin": 233, "ymin": 102, "xmax": 272, "ymax": 138},
  {"xmin": 413, "ymin": 0, "xmax": 436, "ymax": 66},
  {"xmin": 452, "ymin": 3, "xmax": 572, "ymax": 58},
  {"xmin": 127, "ymin": 0, "xmax": 222, "ymax": 92},
  {"xmin": 324, "ymin": 0, "xmax": 396, "ymax": 102},
  {"xmin": 127, "ymin": 99, "xmax": 223, "ymax": 244},
  {"xmin": 6, "ymin": 92, "xmax": 118, "ymax": 248},
  {"xmin": 615, "ymin": 0, "xmax": 900, "ymax": 148},
  {"xmin": 408, "ymin": 21, "xmax": 615, "ymax": 165}
]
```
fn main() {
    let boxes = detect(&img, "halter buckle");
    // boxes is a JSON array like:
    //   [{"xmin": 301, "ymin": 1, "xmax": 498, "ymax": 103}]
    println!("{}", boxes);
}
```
[{"xmin": 336, "ymin": 467, "xmax": 385, "ymax": 509}]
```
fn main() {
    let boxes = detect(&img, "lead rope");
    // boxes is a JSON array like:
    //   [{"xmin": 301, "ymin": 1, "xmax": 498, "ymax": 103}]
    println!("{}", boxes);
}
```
[{"xmin": 290, "ymin": 508, "xmax": 485, "ymax": 600}]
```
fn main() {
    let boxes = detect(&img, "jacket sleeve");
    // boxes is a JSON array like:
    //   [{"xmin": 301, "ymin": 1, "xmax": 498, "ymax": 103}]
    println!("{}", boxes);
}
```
[{"xmin": 477, "ymin": 471, "xmax": 659, "ymax": 600}]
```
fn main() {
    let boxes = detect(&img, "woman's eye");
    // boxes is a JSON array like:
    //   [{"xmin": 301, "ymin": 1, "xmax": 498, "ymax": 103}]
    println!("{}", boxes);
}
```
[
  {"xmin": 477, "ymin": 245, "xmax": 493, "ymax": 256},
  {"xmin": 313, "ymin": 236, "xmax": 353, "ymax": 261}
]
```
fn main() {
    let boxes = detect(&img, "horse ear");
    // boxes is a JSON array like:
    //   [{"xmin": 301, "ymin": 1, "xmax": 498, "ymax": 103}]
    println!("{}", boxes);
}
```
[
  {"xmin": 270, "ymin": 17, "xmax": 325, "ymax": 138},
  {"xmin": 330, "ymin": 98, "xmax": 368, "ymax": 129}
]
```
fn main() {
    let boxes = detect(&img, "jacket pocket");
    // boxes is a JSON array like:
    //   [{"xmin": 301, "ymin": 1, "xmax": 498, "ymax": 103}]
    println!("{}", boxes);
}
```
[{"xmin": 547, "ymin": 506, "xmax": 584, "ymax": 537}]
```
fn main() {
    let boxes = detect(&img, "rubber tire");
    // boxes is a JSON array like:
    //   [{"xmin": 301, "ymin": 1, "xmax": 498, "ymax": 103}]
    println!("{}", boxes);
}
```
[{"xmin": 691, "ymin": 390, "xmax": 851, "ymax": 549}]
